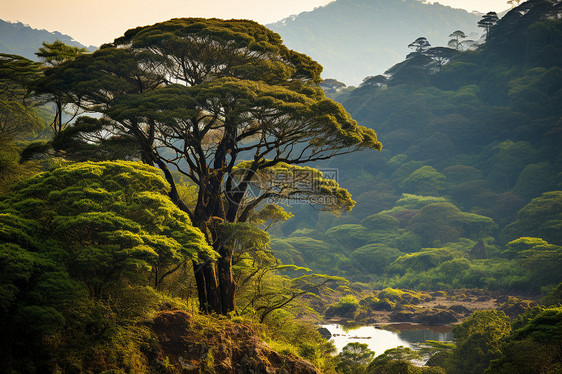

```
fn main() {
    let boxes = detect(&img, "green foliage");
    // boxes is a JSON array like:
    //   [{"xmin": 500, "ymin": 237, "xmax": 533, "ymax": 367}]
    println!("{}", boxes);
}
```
[
  {"xmin": 389, "ymin": 248, "xmax": 457, "ymax": 274},
  {"xmin": 351, "ymin": 244, "xmax": 403, "ymax": 274},
  {"xmin": 252, "ymin": 204, "xmax": 294, "ymax": 231},
  {"xmin": 335, "ymin": 342, "xmax": 375, "ymax": 374},
  {"xmin": 325, "ymin": 295, "xmax": 359, "ymax": 319},
  {"xmin": 361, "ymin": 213, "xmax": 400, "ymax": 231},
  {"xmin": 236, "ymin": 162, "xmax": 360, "ymax": 215},
  {"xmin": 486, "ymin": 307, "xmax": 562, "ymax": 374},
  {"xmin": 4, "ymin": 161, "xmax": 213, "ymax": 295},
  {"xmin": 0, "ymin": 98, "xmax": 43, "ymax": 142},
  {"xmin": 270, "ymin": 236, "xmax": 349, "ymax": 273},
  {"xmin": 523, "ymin": 246, "xmax": 562, "ymax": 293},
  {"xmin": 0, "ymin": 53, "xmax": 48, "ymax": 192},
  {"xmin": 383, "ymin": 194, "xmax": 450, "ymax": 213},
  {"xmin": 237, "ymin": 260, "xmax": 347, "ymax": 323},
  {"xmin": 408, "ymin": 202, "xmax": 496, "ymax": 246},
  {"xmin": 398, "ymin": 166, "xmax": 448, "ymax": 196},
  {"xmin": 501, "ymin": 191, "xmax": 562, "ymax": 245},
  {"xmin": 0, "ymin": 241, "xmax": 80, "ymax": 371},
  {"xmin": 512, "ymin": 162, "xmax": 557, "ymax": 200},
  {"xmin": 448, "ymin": 310, "xmax": 511, "ymax": 374},
  {"xmin": 508, "ymin": 67, "xmax": 562, "ymax": 117},
  {"xmin": 325, "ymin": 224, "xmax": 373, "ymax": 249},
  {"xmin": 270, "ymin": 3, "xmax": 562, "ymax": 295},
  {"xmin": 541, "ymin": 283, "xmax": 562, "ymax": 306},
  {"xmin": 486, "ymin": 141, "xmax": 538, "ymax": 192},
  {"xmin": 3, "ymin": 2, "xmax": 562, "ymax": 370},
  {"xmin": 442, "ymin": 165, "xmax": 483, "ymax": 184},
  {"xmin": 0, "ymin": 160, "xmax": 217, "ymax": 372},
  {"xmin": 366, "ymin": 345, "xmax": 444, "ymax": 373},
  {"xmin": 36, "ymin": 40, "xmax": 88, "ymax": 66},
  {"xmin": 377, "ymin": 288, "xmax": 405, "ymax": 302},
  {"xmin": 263, "ymin": 310, "xmax": 338, "ymax": 372},
  {"xmin": 503, "ymin": 237, "xmax": 549, "ymax": 258}
]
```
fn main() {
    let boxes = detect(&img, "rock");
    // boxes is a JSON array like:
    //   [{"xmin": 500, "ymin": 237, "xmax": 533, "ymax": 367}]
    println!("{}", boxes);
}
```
[
  {"xmin": 372, "ymin": 299, "xmax": 395, "ymax": 311},
  {"xmin": 390, "ymin": 311, "xmax": 415, "ymax": 322},
  {"xmin": 317, "ymin": 327, "xmax": 332, "ymax": 340},
  {"xmin": 499, "ymin": 300, "xmax": 537, "ymax": 319},
  {"xmin": 415, "ymin": 310, "xmax": 458, "ymax": 324},
  {"xmin": 401, "ymin": 294, "xmax": 421, "ymax": 304},
  {"xmin": 430, "ymin": 291, "xmax": 448, "ymax": 297},
  {"xmin": 470, "ymin": 239, "xmax": 487, "ymax": 259},
  {"xmin": 495, "ymin": 295, "xmax": 510, "ymax": 304}
]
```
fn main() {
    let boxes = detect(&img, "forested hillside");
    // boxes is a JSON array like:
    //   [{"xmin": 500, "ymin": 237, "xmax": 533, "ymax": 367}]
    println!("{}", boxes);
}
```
[
  {"xmin": 268, "ymin": 0, "xmax": 481, "ymax": 84},
  {"xmin": 272, "ymin": 0, "xmax": 562, "ymax": 294}
]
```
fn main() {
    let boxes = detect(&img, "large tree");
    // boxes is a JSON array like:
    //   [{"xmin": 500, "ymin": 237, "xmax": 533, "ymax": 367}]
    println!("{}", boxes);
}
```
[{"xmin": 40, "ymin": 18, "xmax": 381, "ymax": 314}]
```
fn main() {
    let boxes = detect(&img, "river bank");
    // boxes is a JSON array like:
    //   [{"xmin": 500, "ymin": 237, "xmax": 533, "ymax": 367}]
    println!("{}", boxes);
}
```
[{"xmin": 319, "ymin": 288, "xmax": 538, "ymax": 326}]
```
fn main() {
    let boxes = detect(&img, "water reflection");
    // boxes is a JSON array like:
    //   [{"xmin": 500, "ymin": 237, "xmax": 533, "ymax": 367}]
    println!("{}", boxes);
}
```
[
  {"xmin": 393, "ymin": 323, "xmax": 452, "ymax": 345},
  {"xmin": 321, "ymin": 324, "xmax": 452, "ymax": 355}
]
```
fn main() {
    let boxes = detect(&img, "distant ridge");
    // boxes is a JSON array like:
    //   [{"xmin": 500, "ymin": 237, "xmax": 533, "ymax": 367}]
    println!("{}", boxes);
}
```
[
  {"xmin": 268, "ymin": 0, "xmax": 482, "ymax": 85},
  {"xmin": 0, "ymin": 19, "xmax": 95, "ymax": 60}
]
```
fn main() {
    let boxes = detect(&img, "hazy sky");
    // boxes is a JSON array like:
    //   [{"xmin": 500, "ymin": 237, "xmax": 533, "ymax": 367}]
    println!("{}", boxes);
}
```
[{"xmin": 2, "ymin": 0, "xmax": 511, "ymax": 46}]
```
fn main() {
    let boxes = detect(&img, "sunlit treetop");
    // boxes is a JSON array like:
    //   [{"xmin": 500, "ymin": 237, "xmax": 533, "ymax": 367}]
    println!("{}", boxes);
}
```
[
  {"xmin": 113, "ymin": 18, "xmax": 323, "ymax": 85},
  {"xmin": 2, "ymin": 161, "xmax": 215, "ymax": 294},
  {"xmin": 36, "ymin": 41, "xmax": 88, "ymax": 66}
]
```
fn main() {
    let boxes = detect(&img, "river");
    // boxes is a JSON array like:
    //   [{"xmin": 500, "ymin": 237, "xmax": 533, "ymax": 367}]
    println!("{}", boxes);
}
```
[{"xmin": 321, "ymin": 323, "xmax": 453, "ymax": 355}]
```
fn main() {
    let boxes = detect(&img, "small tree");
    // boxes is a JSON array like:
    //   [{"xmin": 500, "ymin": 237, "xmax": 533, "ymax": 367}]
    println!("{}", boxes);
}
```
[
  {"xmin": 336, "ymin": 342, "xmax": 375, "ymax": 374},
  {"xmin": 447, "ymin": 30, "xmax": 475, "ymax": 51},
  {"xmin": 448, "ymin": 30, "xmax": 467, "ymax": 50},
  {"xmin": 478, "ymin": 12, "xmax": 499, "ymax": 42},
  {"xmin": 408, "ymin": 37, "xmax": 431, "ymax": 54}
]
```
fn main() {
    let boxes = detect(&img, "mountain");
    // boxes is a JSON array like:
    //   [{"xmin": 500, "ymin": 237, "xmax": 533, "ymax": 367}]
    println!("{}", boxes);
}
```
[
  {"xmin": 0, "ymin": 19, "xmax": 95, "ymax": 60},
  {"xmin": 268, "ymin": 0, "xmax": 482, "ymax": 85}
]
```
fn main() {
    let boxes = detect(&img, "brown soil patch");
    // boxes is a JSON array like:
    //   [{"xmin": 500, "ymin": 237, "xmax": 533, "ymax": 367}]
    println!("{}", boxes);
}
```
[{"xmin": 147, "ymin": 310, "xmax": 321, "ymax": 373}]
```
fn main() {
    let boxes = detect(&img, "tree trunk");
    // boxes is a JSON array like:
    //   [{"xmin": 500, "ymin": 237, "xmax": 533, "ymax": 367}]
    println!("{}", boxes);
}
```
[
  {"xmin": 217, "ymin": 246, "xmax": 236, "ymax": 314},
  {"xmin": 192, "ymin": 260, "xmax": 209, "ymax": 312},
  {"xmin": 193, "ymin": 259, "xmax": 222, "ymax": 314},
  {"xmin": 53, "ymin": 100, "xmax": 62, "ymax": 133}
]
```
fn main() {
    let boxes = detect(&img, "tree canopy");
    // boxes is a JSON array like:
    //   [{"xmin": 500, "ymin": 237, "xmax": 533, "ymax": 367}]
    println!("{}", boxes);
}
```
[{"xmin": 38, "ymin": 18, "xmax": 381, "ymax": 314}]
